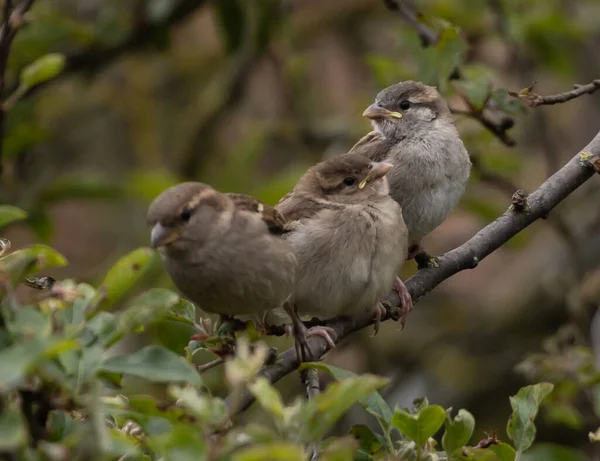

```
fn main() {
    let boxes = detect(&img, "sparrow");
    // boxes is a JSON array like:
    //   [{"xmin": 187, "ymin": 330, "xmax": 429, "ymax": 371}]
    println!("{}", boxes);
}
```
[
  {"xmin": 147, "ymin": 182, "xmax": 297, "ymax": 332},
  {"xmin": 349, "ymin": 80, "xmax": 471, "ymax": 263},
  {"xmin": 276, "ymin": 154, "xmax": 411, "ymax": 360}
]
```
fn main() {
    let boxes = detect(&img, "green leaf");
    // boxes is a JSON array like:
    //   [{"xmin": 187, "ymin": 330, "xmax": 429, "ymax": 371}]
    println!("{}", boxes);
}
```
[
  {"xmin": 231, "ymin": 442, "xmax": 305, "ymax": 461},
  {"xmin": 490, "ymin": 89, "xmax": 527, "ymax": 116},
  {"xmin": 453, "ymin": 77, "xmax": 491, "ymax": 111},
  {"xmin": 169, "ymin": 386, "xmax": 228, "ymax": 425},
  {"xmin": 0, "ymin": 244, "xmax": 67, "ymax": 284},
  {"xmin": 0, "ymin": 338, "xmax": 80, "ymax": 389},
  {"xmin": 8, "ymin": 305, "xmax": 52, "ymax": 338},
  {"xmin": 302, "ymin": 374, "xmax": 389, "ymax": 441},
  {"xmin": 0, "ymin": 205, "xmax": 27, "ymax": 228},
  {"xmin": 490, "ymin": 443, "xmax": 517, "ymax": 461},
  {"xmin": 299, "ymin": 363, "xmax": 392, "ymax": 423},
  {"xmin": 99, "ymin": 345, "xmax": 201, "ymax": 387},
  {"xmin": 320, "ymin": 437, "xmax": 359, "ymax": 461},
  {"xmin": 96, "ymin": 247, "xmax": 154, "ymax": 309},
  {"xmin": 149, "ymin": 423, "xmax": 208, "ymax": 460},
  {"xmin": 0, "ymin": 403, "xmax": 27, "ymax": 450},
  {"xmin": 507, "ymin": 382, "xmax": 554, "ymax": 453},
  {"xmin": 391, "ymin": 405, "xmax": 446, "ymax": 446},
  {"xmin": 520, "ymin": 443, "xmax": 586, "ymax": 461},
  {"xmin": 20, "ymin": 53, "xmax": 66, "ymax": 88},
  {"xmin": 443, "ymin": 408, "xmax": 475, "ymax": 456},
  {"xmin": 117, "ymin": 288, "xmax": 180, "ymax": 337},
  {"xmin": 167, "ymin": 298, "xmax": 195, "ymax": 324},
  {"xmin": 248, "ymin": 377, "xmax": 286, "ymax": 420},
  {"xmin": 349, "ymin": 424, "xmax": 382, "ymax": 454},
  {"xmin": 213, "ymin": 0, "xmax": 245, "ymax": 54}
]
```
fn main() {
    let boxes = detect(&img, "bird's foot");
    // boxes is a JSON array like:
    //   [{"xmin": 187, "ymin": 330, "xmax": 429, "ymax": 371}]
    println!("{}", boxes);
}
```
[
  {"xmin": 406, "ymin": 243, "xmax": 422, "ymax": 261},
  {"xmin": 393, "ymin": 276, "xmax": 413, "ymax": 329},
  {"xmin": 414, "ymin": 250, "xmax": 439, "ymax": 269},
  {"xmin": 285, "ymin": 321, "xmax": 336, "ymax": 362},
  {"xmin": 370, "ymin": 302, "xmax": 388, "ymax": 336}
]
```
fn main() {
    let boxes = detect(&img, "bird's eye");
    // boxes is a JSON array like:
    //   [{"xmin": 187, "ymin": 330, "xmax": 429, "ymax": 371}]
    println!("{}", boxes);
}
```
[
  {"xmin": 180, "ymin": 209, "xmax": 192, "ymax": 222},
  {"xmin": 343, "ymin": 177, "xmax": 356, "ymax": 186},
  {"xmin": 399, "ymin": 100, "xmax": 411, "ymax": 110}
]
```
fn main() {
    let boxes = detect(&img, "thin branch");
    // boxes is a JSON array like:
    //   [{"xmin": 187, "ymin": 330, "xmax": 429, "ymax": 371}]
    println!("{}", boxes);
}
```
[
  {"xmin": 510, "ymin": 80, "xmax": 600, "ymax": 108},
  {"xmin": 225, "ymin": 128, "xmax": 600, "ymax": 417},
  {"xmin": 382, "ymin": 0, "xmax": 516, "ymax": 146}
]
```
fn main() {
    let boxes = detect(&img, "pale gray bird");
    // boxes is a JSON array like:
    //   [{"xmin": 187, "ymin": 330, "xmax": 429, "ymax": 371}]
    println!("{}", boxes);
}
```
[
  {"xmin": 276, "ymin": 154, "xmax": 411, "ymax": 359},
  {"xmin": 147, "ymin": 182, "xmax": 297, "ymax": 330},
  {"xmin": 349, "ymin": 81, "xmax": 471, "ymax": 261}
]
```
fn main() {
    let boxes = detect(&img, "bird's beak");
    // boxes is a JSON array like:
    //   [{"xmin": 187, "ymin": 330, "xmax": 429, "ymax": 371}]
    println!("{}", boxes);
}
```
[
  {"xmin": 151, "ymin": 223, "xmax": 179, "ymax": 248},
  {"xmin": 362, "ymin": 103, "xmax": 402, "ymax": 120},
  {"xmin": 359, "ymin": 162, "xmax": 394, "ymax": 189}
]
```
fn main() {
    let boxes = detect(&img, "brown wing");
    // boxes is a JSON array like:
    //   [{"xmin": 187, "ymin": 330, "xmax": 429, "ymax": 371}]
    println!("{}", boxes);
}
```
[
  {"xmin": 275, "ymin": 192, "xmax": 345, "ymax": 229},
  {"xmin": 348, "ymin": 131, "xmax": 391, "ymax": 162},
  {"xmin": 227, "ymin": 193, "xmax": 286, "ymax": 235}
]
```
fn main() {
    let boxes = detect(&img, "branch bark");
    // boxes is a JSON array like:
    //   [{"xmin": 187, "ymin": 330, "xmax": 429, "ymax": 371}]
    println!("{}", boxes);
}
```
[
  {"xmin": 510, "ymin": 80, "xmax": 600, "ymax": 107},
  {"xmin": 225, "ymin": 127, "xmax": 600, "ymax": 417}
]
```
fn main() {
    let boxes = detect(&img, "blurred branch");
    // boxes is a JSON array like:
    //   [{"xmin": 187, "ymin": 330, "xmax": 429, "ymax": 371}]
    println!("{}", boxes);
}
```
[
  {"xmin": 383, "ymin": 0, "xmax": 516, "ymax": 146},
  {"xmin": 225, "ymin": 127, "xmax": 600, "ymax": 417},
  {"xmin": 509, "ymin": 80, "xmax": 600, "ymax": 108},
  {"xmin": 22, "ymin": 0, "xmax": 210, "ymax": 98},
  {"xmin": 469, "ymin": 152, "xmax": 519, "ymax": 195},
  {"xmin": 0, "ymin": 0, "xmax": 36, "ymax": 177}
]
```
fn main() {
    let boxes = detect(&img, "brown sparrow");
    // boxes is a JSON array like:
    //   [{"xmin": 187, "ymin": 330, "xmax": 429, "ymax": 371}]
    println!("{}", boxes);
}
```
[
  {"xmin": 276, "ymin": 154, "xmax": 411, "ymax": 359},
  {"xmin": 147, "ymin": 183, "xmax": 297, "ymax": 331},
  {"xmin": 349, "ymin": 81, "xmax": 471, "ymax": 262}
]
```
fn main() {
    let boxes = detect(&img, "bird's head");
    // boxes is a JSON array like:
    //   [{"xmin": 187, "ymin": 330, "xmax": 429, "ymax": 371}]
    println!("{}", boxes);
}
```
[
  {"xmin": 147, "ymin": 182, "xmax": 233, "ymax": 251},
  {"xmin": 302, "ymin": 154, "xmax": 394, "ymax": 204},
  {"xmin": 363, "ymin": 81, "xmax": 450, "ymax": 140}
]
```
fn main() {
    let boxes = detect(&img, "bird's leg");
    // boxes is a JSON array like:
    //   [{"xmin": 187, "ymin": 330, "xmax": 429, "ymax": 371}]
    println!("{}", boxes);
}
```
[
  {"xmin": 393, "ymin": 276, "xmax": 413, "ymax": 329},
  {"xmin": 283, "ymin": 302, "xmax": 337, "ymax": 362},
  {"xmin": 408, "ymin": 243, "xmax": 439, "ymax": 269},
  {"xmin": 370, "ymin": 302, "xmax": 388, "ymax": 336}
]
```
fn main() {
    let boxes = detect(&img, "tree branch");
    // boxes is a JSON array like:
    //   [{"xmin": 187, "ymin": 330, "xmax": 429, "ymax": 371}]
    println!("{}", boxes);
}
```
[
  {"xmin": 225, "ymin": 127, "xmax": 600, "ymax": 417},
  {"xmin": 510, "ymin": 80, "xmax": 600, "ymax": 108}
]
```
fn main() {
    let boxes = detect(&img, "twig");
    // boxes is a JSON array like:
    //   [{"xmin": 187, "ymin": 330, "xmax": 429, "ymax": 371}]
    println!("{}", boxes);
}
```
[
  {"xmin": 300, "ymin": 367, "xmax": 320, "ymax": 400},
  {"xmin": 224, "ymin": 127, "xmax": 600, "ymax": 417},
  {"xmin": 382, "ymin": 0, "xmax": 516, "ymax": 146},
  {"xmin": 510, "ymin": 80, "xmax": 600, "ymax": 108},
  {"xmin": 195, "ymin": 357, "xmax": 224, "ymax": 373},
  {"xmin": 0, "ymin": 0, "xmax": 36, "ymax": 177}
]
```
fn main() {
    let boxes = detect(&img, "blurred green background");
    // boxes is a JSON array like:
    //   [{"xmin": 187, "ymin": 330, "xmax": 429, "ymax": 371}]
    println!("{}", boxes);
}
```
[{"xmin": 2, "ymin": 0, "xmax": 600, "ymax": 457}]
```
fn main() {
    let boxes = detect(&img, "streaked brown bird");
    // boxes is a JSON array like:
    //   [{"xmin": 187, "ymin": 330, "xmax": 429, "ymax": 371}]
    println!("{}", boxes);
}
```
[
  {"xmin": 147, "ymin": 182, "xmax": 297, "ymax": 332},
  {"xmin": 350, "ymin": 81, "xmax": 471, "ymax": 263},
  {"xmin": 276, "ymin": 154, "xmax": 411, "ymax": 360}
]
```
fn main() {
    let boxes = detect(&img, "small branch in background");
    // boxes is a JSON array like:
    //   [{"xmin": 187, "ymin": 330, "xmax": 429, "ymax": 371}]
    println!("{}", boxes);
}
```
[
  {"xmin": 300, "ymin": 367, "xmax": 320, "ymax": 400},
  {"xmin": 382, "ymin": 0, "xmax": 516, "ymax": 146},
  {"xmin": 469, "ymin": 152, "xmax": 519, "ymax": 195},
  {"xmin": 225, "ymin": 128, "xmax": 600, "ymax": 417},
  {"xmin": 195, "ymin": 357, "xmax": 224, "ymax": 373},
  {"xmin": 510, "ymin": 80, "xmax": 600, "ymax": 108}
]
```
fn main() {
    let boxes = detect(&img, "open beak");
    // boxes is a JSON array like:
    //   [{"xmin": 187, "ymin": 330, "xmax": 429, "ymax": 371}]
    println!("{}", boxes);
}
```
[
  {"xmin": 358, "ymin": 162, "xmax": 394, "ymax": 189},
  {"xmin": 150, "ymin": 223, "xmax": 179, "ymax": 248},
  {"xmin": 362, "ymin": 103, "xmax": 402, "ymax": 120}
]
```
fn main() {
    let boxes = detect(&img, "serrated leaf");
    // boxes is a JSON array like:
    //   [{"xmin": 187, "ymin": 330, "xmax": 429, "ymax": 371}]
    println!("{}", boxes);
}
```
[
  {"xmin": 21, "ymin": 53, "xmax": 66, "ymax": 88},
  {"xmin": 231, "ymin": 442, "xmax": 305, "ymax": 461},
  {"xmin": 0, "ymin": 244, "xmax": 67, "ymax": 284},
  {"xmin": 299, "ymin": 363, "xmax": 392, "ymax": 423},
  {"xmin": 96, "ymin": 247, "xmax": 154, "ymax": 309},
  {"xmin": 248, "ymin": 377, "xmax": 285, "ymax": 420},
  {"xmin": 167, "ymin": 298, "xmax": 195, "ymax": 324},
  {"xmin": 507, "ymin": 382, "xmax": 554, "ymax": 453},
  {"xmin": 99, "ymin": 345, "xmax": 201, "ymax": 387},
  {"xmin": 443, "ymin": 408, "xmax": 475, "ymax": 456},
  {"xmin": 302, "ymin": 374, "xmax": 389, "ymax": 441},
  {"xmin": 0, "ymin": 403, "xmax": 27, "ymax": 450},
  {"xmin": 391, "ymin": 405, "xmax": 446, "ymax": 446},
  {"xmin": 0, "ymin": 205, "xmax": 27, "ymax": 228}
]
